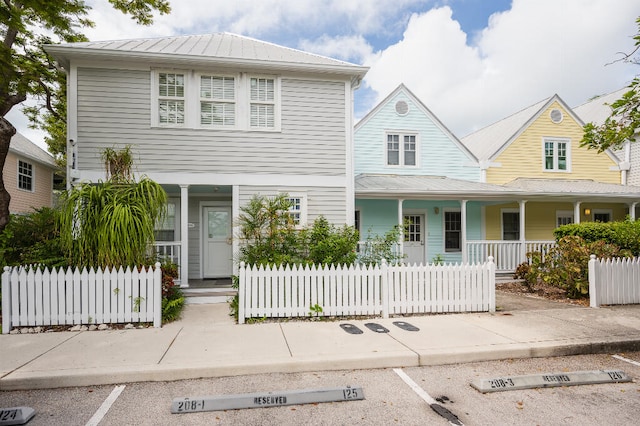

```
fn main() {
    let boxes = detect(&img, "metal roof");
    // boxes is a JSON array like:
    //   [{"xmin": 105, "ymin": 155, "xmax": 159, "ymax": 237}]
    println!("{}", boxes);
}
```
[
  {"xmin": 45, "ymin": 33, "xmax": 368, "ymax": 77},
  {"xmin": 10, "ymin": 132, "xmax": 57, "ymax": 168},
  {"xmin": 573, "ymin": 88, "xmax": 629, "ymax": 126},
  {"xmin": 503, "ymin": 178, "xmax": 640, "ymax": 199},
  {"xmin": 355, "ymin": 174, "xmax": 522, "ymax": 200}
]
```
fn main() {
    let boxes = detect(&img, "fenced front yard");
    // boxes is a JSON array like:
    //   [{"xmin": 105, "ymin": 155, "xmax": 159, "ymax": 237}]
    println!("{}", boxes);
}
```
[
  {"xmin": 238, "ymin": 258, "xmax": 496, "ymax": 324},
  {"xmin": 2, "ymin": 263, "xmax": 162, "ymax": 334}
]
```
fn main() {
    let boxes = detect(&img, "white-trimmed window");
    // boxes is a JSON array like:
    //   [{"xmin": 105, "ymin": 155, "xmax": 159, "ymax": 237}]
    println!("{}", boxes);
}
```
[
  {"xmin": 556, "ymin": 210, "xmax": 574, "ymax": 227},
  {"xmin": 444, "ymin": 209, "xmax": 461, "ymax": 252},
  {"xmin": 200, "ymin": 75, "xmax": 235, "ymax": 126},
  {"xmin": 286, "ymin": 195, "xmax": 307, "ymax": 227},
  {"xmin": 155, "ymin": 201, "xmax": 178, "ymax": 241},
  {"xmin": 250, "ymin": 77, "xmax": 276, "ymax": 128},
  {"xmin": 18, "ymin": 160, "xmax": 33, "ymax": 191},
  {"xmin": 158, "ymin": 72, "xmax": 185, "ymax": 126},
  {"xmin": 502, "ymin": 209, "xmax": 520, "ymax": 241},
  {"xmin": 543, "ymin": 138, "xmax": 570, "ymax": 171},
  {"xmin": 386, "ymin": 133, "xmax": 417, "ymax": 167}
]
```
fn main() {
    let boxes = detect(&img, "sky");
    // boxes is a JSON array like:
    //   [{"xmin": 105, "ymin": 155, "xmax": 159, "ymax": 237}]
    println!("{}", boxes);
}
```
[{"xmin": 7, "ymin": 0, "xmax": 640, "ymax": 151}]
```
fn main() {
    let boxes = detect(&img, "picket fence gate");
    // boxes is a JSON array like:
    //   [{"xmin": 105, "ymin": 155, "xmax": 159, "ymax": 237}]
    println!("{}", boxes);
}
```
[
  {"xmin": 238, "ymin": 257, "xmax": 495, "ymax": 324},
  {"xmin": 2, "ymin": 263, "xmax": 162, "ymax": 334},
  {"xmin": 588, "ymin": 255, "xmax": 640, "ymax": 307}
]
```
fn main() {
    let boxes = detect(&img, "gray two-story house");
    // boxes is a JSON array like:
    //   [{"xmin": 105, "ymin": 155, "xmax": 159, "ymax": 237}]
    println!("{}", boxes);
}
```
[{"xmin": 46, "ymin": 33, "xmax": 368, "ymax": 285}]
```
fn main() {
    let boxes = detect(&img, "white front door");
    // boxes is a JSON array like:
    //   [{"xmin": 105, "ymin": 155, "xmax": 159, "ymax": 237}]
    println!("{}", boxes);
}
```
[
  {"xmin": 203, "ymin": 206, "xmax": 233, "ymax": 278},
  {"xmin": 404, "ymin": 214, "xmax": 425, "ymax": 265}
]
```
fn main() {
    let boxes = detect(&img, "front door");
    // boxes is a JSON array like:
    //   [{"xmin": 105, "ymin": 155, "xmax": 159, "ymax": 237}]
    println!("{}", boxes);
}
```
[
  {"xmin": 203, "ymin": 206, "xmax": 233, "ymax": 278},
  {"xmin": 404, "ymin": 214, "xmax": 425, "ymax": 265}
]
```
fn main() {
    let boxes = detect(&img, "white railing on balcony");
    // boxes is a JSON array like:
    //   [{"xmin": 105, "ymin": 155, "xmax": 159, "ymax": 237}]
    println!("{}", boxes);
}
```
[
  {"xmin": 153, "ymin": 241, "xmax": 182, "ymax": 283},
  {"xmin": 466, "ymin": 240, "xmax": 556, "ymax": 272}
]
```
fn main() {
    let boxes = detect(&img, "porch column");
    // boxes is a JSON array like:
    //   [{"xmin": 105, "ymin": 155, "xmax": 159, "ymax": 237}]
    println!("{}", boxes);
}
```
[
  {"xmin": 180, "ymin": 184, "xmax": 189, "ymax": 288},
  {"xmin": 397, "ymin": 199, "xmax": 404, "ymax": 259},
  {"xmin": 519, "ymin": 200, "xmax": 527, "ymax": 263},
  {"xmin": 574, "ymin": 201, "xmax": 581, "ymax": 224},
  {"xmin": 461, "ymin": 200, "xmax": 468, "ymax": 263},
  {"xmin": 630, "ymin": 202, "xmax": 637, "ymax": 221}
]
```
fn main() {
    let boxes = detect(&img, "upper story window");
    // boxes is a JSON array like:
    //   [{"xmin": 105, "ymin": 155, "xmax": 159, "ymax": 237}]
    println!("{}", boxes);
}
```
[
  {"xmin": 18, "ymin": 160, "xmax": 33, "ymax": 191},
  {"xmin": 158, "ymin": 73, "xmax": 185, "ymax": 125},
  {"xmin": 250, "ymin": 77, "xmax": 275, "ymax": 128},
  {"xmin": 200, "ymin": 75, "xmax": 235, "ymax": 126},
  {"xmin": 543, "ymin": 138, "xmax": 570, "ymax": 172},
  {"xmin": 386, "ymin": 133, "xmax": 417, "ymax": 167}
]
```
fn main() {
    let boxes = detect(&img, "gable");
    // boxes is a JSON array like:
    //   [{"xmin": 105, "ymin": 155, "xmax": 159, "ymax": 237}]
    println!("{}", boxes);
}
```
[
  {"xmin": 355, "ymin": 85, "xmax": 479, "ymax": 181},
  {"xmin": 488, "ymin": 100, "xmax": 620, "ymax": 184}
]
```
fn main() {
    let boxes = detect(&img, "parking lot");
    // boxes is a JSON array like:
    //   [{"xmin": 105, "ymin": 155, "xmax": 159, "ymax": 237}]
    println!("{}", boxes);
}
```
[{"xmin": 1, "ymin": 352, "xmax": 639, "ymax": 425}]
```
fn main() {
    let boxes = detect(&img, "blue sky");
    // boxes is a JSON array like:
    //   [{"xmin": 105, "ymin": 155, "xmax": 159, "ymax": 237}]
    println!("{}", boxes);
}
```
[{"xmin": 8, "ymin": 0, "xmax": 640, "ymax": 149}]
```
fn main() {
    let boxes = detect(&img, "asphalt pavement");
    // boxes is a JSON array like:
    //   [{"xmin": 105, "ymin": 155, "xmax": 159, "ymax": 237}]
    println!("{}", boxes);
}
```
[{"xmin": 1, "ymin": 292, "xmax": 639, "ymax": 391}]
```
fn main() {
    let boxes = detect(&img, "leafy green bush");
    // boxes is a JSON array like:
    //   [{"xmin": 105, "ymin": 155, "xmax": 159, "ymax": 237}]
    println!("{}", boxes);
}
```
[
  {"xmin": 160, "ymin": 261, "xmax": 184, "ymax": 323},
  {"xmin": 554, "ymin": 219, "xmax": 640, "ymax": 255},
  {"xmin": 0, "ymin": 207, "xmax": 66, "ymax": 268},
  {"xmin": 300, "ymin": 216, "xmax": 359, "ymax": 266},
  {"xmin": 525, "ymin": 235, "xmax": 632, "ymax": 299},
  {"xmin": 357, "ymin": 225, "xmax": 404, "ymax": 265}
]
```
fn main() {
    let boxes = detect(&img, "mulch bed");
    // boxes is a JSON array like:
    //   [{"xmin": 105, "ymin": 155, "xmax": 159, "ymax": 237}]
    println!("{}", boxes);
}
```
[{"xmin": 497, "ymin": 280, "xmax": 590, "ymax": 307}]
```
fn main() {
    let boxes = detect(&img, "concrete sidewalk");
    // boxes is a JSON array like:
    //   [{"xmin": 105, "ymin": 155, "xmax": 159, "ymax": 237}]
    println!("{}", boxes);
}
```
[{"xmin": 1, "ymin": 297, "xmax": 640, "ymax": 390}]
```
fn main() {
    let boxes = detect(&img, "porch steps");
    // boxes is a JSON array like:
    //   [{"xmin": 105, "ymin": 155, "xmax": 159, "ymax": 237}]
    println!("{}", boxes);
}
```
[{"xmin": 182, "ymin": 287, "xmax": 237, "ymax": 305}]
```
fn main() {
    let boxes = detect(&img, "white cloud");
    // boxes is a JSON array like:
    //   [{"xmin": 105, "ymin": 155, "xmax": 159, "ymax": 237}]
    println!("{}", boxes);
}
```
[
  {"xmin": 364, "ymin": 0, "xmax": 640, "ymax": 136},
  {"xmin": 299, "ymin": 35, "xmax": 374, "ymax": 63}
]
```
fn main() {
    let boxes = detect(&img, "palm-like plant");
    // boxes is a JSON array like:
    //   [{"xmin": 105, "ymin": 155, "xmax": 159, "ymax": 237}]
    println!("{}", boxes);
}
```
[{"xmin": 59, "ymin": 147, "xmax": 167, "ymax": 268}]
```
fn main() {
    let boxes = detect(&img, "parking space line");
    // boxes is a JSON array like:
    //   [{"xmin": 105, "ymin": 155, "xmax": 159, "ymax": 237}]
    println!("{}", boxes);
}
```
[
  {"xmin": 393, "ymin": 368, "xmax": 464, "ymax": 426},
  {"xmin": 613, "ymin": 354, "xmax": 640, "ymax": 367},
  {"xmin": 85, "ymin": 385, "xmax": 126, "ymax": 426}
]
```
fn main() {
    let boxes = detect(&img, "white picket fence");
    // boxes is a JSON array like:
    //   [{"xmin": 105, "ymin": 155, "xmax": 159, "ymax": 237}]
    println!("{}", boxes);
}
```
[
  {"xmin": 2, "ymin": 263, "xmax": 162, "ymax": 334},
  {"xmin": 588, "ymin": 255, "xmax": 640, "ymax": 307},
  {"xmin": 237, "ymin": 258, "xmax": 495, "ymax": 323}
]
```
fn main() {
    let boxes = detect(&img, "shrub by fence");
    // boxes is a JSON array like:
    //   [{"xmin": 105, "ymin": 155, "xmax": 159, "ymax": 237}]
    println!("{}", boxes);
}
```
[
  {"xmin": 2, "ymin": 263, "xmax": 162, "ymax": 334},
  {"xmin": 238, "ymin": 258, "xmax": 495, "ymax": 323},
  {"xmin": 588, "ymin": 255, "xmax": 640, "ymax": 307}
]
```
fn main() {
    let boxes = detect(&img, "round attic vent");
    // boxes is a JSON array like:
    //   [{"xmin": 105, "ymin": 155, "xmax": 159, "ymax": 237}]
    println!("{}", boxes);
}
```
[
  {"xmin": 395, "ymin": 100, "xmax": 409, "ymax": 116},
  {"xmin": 550, "ymin": 109, "xmax": 563, "ymax": 123}
]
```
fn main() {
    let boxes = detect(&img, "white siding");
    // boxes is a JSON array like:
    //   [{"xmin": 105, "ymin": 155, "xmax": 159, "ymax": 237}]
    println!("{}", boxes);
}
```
[{"xmin": 76, "ymin": 68, "xmax": 347, "ymax": 177}]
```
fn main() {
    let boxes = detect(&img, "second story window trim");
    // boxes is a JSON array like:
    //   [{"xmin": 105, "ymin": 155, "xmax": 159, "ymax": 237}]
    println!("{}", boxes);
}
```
[
  {"xmin": 543, "ymin": 137, "xmax": 571, "ymax": 172},
  {"xmin": 152, "ymin": 70, "xmax": 280, "ymax": 131},
  {"xmin": 385, "ymin": 131, "xmax": 419, "ymax": 168}
]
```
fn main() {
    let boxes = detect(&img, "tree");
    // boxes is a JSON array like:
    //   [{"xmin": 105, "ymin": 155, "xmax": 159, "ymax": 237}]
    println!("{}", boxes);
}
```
[
  {"xmin": 581, "ymin": 16, "xmax": 640, "ymax": 152},
  {"xmin": 0, "ymin": 0, "xmax": 171, "ymax": 232}
]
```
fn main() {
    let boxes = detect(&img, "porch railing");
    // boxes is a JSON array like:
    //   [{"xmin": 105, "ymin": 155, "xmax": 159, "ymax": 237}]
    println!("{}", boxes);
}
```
[
  {"xmin": 466, "ymin": 240, "xmax": 556, "ymax": 272},
  {"xmin": 153, "ymin": 241, "xmax": 182, "ymax": 283}
]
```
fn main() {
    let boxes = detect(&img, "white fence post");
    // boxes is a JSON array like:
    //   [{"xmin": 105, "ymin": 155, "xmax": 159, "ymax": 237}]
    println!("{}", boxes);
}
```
[
  {"xmin": 588, "ymin": 254, "xmax": 598, "ymax": 308},
  {"xmin": 153, "ymin": 262, "xmax": 162, "ymax": 328},
  {"xmin": 2, "ymin": 266, "xmax": 10, "ymax": 334},
  {"xmin": 238, "ymin": 262, "xmax": 246, "ymax": 324},
  {"xmin": 381, "ymin": 259, "xmax": 389, "ymax": 319},
  {"xmin": 487, "ymin": 256, "xmax": 496, "ymax": 313}
]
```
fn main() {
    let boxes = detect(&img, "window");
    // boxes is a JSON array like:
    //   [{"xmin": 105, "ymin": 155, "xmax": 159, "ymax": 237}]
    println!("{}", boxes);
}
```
[
  {"xmin": 158, "ymin": 73, "xmax": 185, "ymax": 125},
  {"xmin": 285, "ymin": 196, "xmax": 306, "ymax": 226},
  {"xmin": 444, "ymin": 210, "xmax": 461, "ymax": 252},
  {"xmin": 556, "ymin": 210, "xmax": 573, "ymax": 227},
  {"xmin": 18, "ymin": 160, "xmax": 33, "ymax": 191},
  {"xmin": 200, "ymin": 75, "xmax": 235, "ymax": 126},
  {"xmin": 387, "ymin": 133, "xmax": 417, "ymax": 167},
  {"xmin": 404, "ymin": 215, "xmax": 422, "ymax": 242},
  {"xmin": 250, "ymin": 77, "xmax": 275, "ymax": 128},
  {"xmin": 593, "ymin": 210, "xmax": 612, "ymax": 223},
  {"xmin": 155, "ymin": 202, "xmax": 177, "ymax": 241},
  {"xmin": 544, "ymin": 138, "xmax": 569, "ymax": 171},
  {"xmin": 354, "ymin": 210, "xmax": 361, "ymax": 235},
  {"xmin": 502, "ymin": 211, "xmax": 520, "ymax": 240}
]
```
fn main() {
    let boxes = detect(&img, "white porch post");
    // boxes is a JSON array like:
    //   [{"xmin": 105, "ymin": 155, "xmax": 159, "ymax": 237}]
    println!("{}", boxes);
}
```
[
  {"xmin": 519, "ymin": 200, "xmax": 527, "ymax": 263},
  {"xmin": 630, "ymin": 202, "xmax": 637, "ymax": 221},
  {"xmin": 574, "ymin": 201, "xmax": 581, "ymax": 224},
  {"xmin": 180, "ymin": 184, "xmax": 189, "ymax": 288},
  {"xmin": 397, "ymin": 199, "xmax": 404, "ymax": 258},
  {"xmin": 461, "ymin": 199, "xmax": 468, "ymax": 263}
]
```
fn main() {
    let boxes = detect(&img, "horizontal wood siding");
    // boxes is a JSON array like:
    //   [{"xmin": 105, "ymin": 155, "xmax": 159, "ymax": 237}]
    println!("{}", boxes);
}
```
[
  {"xmin": 76, "ymin": 68, "xmax": 347, "ymax": 176},
  {"xmin": 239, "ymin": 185, "xmax": 347, "ymax": 224},
  {"xmin": 355, "ymin": 91, "xmax": 480, "ymax": 180},
  {"xmin": 4, "ymin": 151, "xmax": 54, "ymax": 214},
  {"xmin": 487, "ymin": 102, "xmax": 620, "ymax": 184}
]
